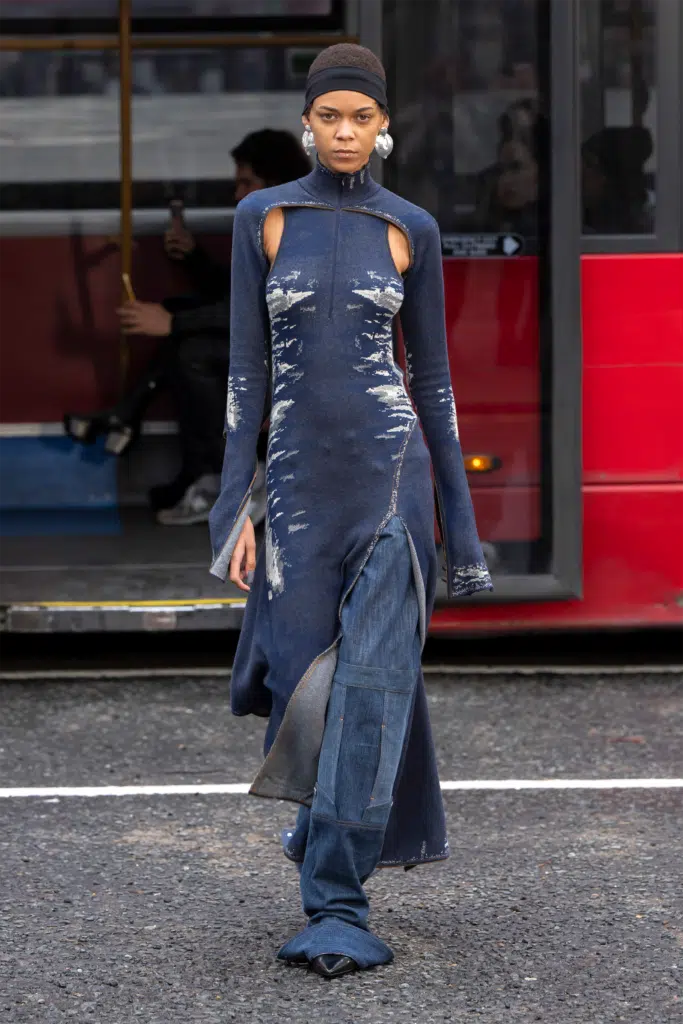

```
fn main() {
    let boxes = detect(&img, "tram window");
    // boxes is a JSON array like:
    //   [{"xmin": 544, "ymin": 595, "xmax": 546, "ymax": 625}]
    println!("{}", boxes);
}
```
[
  {"xmin": 0, "ymin": 1, "xmax": 337, "ymax": 33},
  {"xmin": 0, "ymin": 49, "xmax": 122, "ymax": 211},
  {"xmin": 130, "ymin": 46, "xmax": 317, "ymax": 208},
  {"xmin": 0, "ymin": 2, "xmax": 333, "ymax": 16},
  {"xmin": 0, "ymin": 45, "xmax": 320, "ymax": 210},
  {"xmin": 0, "ymin": 1, "xmax": 116, "ymax": 22},
  {"xmin": 133, "ymin": 2, "xmax": 333, "ymax": 13},
  {"xmin": 383, "ymin": 0, "xmax": 543, "ymax": 239},
  {"xmin": 384, "ymin": 0, "xmax": 552, "ymax": 580},
  {"xmin": 579, "ymin": 0, "xmax": 657, "ymax": 235}
]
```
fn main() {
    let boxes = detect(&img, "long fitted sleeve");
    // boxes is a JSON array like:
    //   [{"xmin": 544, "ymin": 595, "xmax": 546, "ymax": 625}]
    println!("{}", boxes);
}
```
[
  {"xmin": 400, "ymin": 217, "xmax": 492, "ymax": 597},
  {"xmin": 208, "ymin": 196, "xmax": 270, "ymax": 580}
]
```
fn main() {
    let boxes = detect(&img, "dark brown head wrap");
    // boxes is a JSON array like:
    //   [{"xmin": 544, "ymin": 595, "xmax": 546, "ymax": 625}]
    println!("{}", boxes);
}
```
[{"xmin": 303, "ymin": 43, "xmax": 387, "ymax": 114}]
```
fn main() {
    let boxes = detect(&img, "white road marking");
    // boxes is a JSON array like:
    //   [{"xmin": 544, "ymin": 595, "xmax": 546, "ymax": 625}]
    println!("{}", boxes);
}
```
[
  {"xmin": 1, "ymin": 779, "xmax": 682, "ymax": 799},
  {"xmin": 1, "ymin": 664, "xmax": 680, "ymax": 682},
  {"xmin": 0, "ymin": 784, "xmax": 252, "ymax": 798},
  {"xmin": 438, "ymin": 779, "xmax": 683, "ymax": 791},
  {"xmin": 423, "ymin": 665, "xmax": 683, "ymax": 676}
]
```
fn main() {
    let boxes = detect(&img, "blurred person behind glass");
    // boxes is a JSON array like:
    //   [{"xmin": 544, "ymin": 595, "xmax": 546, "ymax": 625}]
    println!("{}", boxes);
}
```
[
  {"xmin": 581, "ymin": 126, "xmax": 654, "ymax": 235},
  {"xmin": 64, "ymin": 129, "xmax": 311, "ymax": 526},
  {"xmin": 471, "ymin": 100, "xmax": 546, "ymax": 237}
]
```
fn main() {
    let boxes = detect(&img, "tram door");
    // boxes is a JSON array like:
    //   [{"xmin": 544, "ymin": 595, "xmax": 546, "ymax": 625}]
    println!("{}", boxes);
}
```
[
  {"xmin": 0, "ymin": 0, "xmax": 581, "ymax": 632},
  {"xmin": 383, "ymin": 0, "xmax": 582, "ymax": 603},
  {"xmin": 0, "ymin": 2, "xmax": 360, "ymax": 631}
]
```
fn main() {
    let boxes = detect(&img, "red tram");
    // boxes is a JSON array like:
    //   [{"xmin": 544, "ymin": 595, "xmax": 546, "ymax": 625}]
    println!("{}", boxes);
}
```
[{"xmin": 0, "ymin": 0, "xmax": 681, "ymax": 634}]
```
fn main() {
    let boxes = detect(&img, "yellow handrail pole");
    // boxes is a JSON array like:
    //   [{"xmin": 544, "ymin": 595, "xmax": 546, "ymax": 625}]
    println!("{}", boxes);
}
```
[{"xmin": 118, "ymin": 0, "xmax": 133, "ymax": 387}]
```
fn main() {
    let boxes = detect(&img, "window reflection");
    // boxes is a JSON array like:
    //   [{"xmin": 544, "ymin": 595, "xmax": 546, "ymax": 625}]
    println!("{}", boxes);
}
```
[
  {"xmin": 469, "ymin": 99, "xmax": 548, "ymax": 238},
  {"xmin": 0, "ymin": 1, "xmax": 117, "ymax": 15},
  {"xmin": 0, "ymin": 47, "xmax": 317, "ymax": 98},
  {"xmin": 0, "ymin": 1, "xmax": 332, "ymax": 19},
  {"xmin": 580, "ymin": 0, "xmax": 656, "ymax": 235},
  {"xmin": 385, "ymin": 0, "xmax": 541, "ymax": 237},
  {"xmin": 0, "ymin": 45, "xmax": 316, "ymax": 208},
  {"xmin": 133, "ymin": 1, "xmax": 333, "ymax": 13},
  {"xmin": 384, "ymin": 0, "xmax": 550, "ymax": 579}
]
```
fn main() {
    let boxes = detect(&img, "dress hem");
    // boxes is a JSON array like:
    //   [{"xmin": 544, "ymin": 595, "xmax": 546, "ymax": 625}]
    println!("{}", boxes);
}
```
[{"xmin": 281, "ymin": 843, "xmax": 450, "ymax": 870}]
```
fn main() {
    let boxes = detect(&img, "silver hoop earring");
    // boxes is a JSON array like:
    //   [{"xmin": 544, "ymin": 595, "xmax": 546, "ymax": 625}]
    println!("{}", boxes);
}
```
[
  {"xmin": 374, "ymin": 126, "xmax": 394, "ymax": 159},
  {"xmin": 301, "ymin": 125, "xmax": 316, "ymax": 156}
]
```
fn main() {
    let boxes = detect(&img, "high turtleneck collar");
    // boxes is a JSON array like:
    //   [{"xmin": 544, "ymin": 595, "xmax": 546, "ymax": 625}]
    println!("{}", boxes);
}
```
[{"xmin": 299, "ymin": 157, "xmax": 380, "ymax": 206}]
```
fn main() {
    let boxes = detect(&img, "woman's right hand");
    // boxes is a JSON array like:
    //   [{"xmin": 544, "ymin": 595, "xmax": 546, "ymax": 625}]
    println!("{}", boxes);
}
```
[{"xmin": 229, "ymin": 517, "xmax": 256, "ymax": 592}]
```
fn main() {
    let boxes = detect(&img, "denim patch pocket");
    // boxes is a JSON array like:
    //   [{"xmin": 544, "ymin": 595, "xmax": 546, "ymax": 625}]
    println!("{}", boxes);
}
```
[
  {"xmin": 315, "ymin": 659, "xmax": 417, "ymax": 826},
  {"xmin": 362, "ymin": 682, "xmax": 419, "ymax": 825}
]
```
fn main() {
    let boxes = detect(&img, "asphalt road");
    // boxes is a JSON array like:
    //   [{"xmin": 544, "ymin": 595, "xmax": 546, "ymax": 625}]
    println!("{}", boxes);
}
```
[{"xmin": 1, "ymin": 672, "xmax": 682, "ymax": 1023}]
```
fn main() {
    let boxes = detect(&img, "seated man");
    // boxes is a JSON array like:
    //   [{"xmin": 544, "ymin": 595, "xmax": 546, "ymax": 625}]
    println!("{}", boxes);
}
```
[{"xmin": 64, "ymin": 129, "xmax": 311, "ymax": 525}]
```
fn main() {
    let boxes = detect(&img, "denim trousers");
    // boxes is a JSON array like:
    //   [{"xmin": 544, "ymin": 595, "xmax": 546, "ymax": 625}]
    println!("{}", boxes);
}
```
[{"xmin": 277, "ymin": 515, "xmax": 422, "ymax": 968}]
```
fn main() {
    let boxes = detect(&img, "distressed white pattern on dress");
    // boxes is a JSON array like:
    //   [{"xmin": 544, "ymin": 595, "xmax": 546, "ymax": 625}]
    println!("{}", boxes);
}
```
[
  {"xmin": 351, "ymin": 285, "xmax": 403, "ymax": 314},
  {"xmin": 351, "ymin": 273, "xmax": 407, "ymax": 400},
  {"xmin": 437, "ymin": 386, "xmax": 460, "ymax": 440},
  {"xmin": 367, "ymin": 383, "xmax": 410, "ymax": 408},
  {"xmin": 264, "ymin": 270, "xmax": 319, "ymax": 599},
  {"xmin": 348, "ymin": 271, "xmax": 417, "ymax": 445},
  {"xmin": 266, "ymin": 269, "xmax": 315, "ymax": 317},
  {"xmin": 270, "ymin": 399, "xmax": 294, "ymax": 433},
  {"xmin": 225, "ymin": 375, "xmax": 249, "ymax": 432},
  {"xmin": 450, "ymin": 563, "xmax": 490, "ymax": 596},
  {"xmin": 265, "ymin": 518, "xmax": 286, "ymax": 599},
  {"xmin": 367, "ymin": 384, "xmax": 415, "ymax": 424},
  {"xmin": 226, "ymin": 386, "xmax": 241, "ymax": 431}
]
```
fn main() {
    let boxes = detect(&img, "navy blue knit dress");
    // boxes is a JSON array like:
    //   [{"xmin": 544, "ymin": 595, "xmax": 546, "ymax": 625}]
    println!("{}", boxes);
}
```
[{"xmin": 209, "ymin": 160, "xmax": 492, "ymax": 869}]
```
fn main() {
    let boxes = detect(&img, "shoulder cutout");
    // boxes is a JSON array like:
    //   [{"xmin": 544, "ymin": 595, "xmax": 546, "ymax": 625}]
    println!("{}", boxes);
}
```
[
  {"xmin": 387, "ymin": 222, "xmax": 412, "ymax": 275},
  {"xmin": 263, "ymin": 207, "xmax": 285, "ymax": 268}
]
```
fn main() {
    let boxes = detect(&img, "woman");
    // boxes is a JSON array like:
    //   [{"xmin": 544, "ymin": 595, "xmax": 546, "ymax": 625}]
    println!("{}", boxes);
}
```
[{"xmin": 209, "ymin": 44, "xmax": 492, "ymax": 978}]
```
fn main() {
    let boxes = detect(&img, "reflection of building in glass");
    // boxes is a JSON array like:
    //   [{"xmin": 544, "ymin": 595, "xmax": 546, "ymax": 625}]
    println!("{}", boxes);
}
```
[
  {"xmin": 0, "ymin": 0, "xmax": 332, "ymax": 18},
  {"xmin": 0, "ymin": 37, "xmax": 316, "ymax": 198},
  {"xmin": 0, "ymin": 0, "xmax": 116, "ymax": 15},
  {"xmin": 385, "ymin": 0, "xmax": 539, "ymax": 231},
  {"xmin": 0, "ymin": 45, "xmax": 316, "ymax": 98},
  {"xmin": 456, "ymin": 0, "xmax": 537, "ymax": 90}
]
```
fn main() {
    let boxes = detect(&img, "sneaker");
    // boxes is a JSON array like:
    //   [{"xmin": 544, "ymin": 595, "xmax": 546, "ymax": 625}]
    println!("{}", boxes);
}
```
[
  {"xmin": 156, "ymin": 473, "xmax": 220, "ymax": 526},
  {"xmin": 247, "ymin": 461, "xmax": 267, "ymax": 527}
]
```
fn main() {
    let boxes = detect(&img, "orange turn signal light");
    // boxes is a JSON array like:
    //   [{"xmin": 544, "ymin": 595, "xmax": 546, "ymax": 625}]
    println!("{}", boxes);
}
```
[{"xmin": 463, "ymin": 454, "xmax": 500, "ymax": 473}]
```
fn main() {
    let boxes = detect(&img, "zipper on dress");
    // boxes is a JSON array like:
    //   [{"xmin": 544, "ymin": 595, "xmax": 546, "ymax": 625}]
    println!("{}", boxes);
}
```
[{"xmin": 328, "ymin": 206, "xmax": 341, "ymax": 318}]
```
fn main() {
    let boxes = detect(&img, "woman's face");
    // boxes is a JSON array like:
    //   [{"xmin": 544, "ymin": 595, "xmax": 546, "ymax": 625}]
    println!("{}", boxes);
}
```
[
  {"xmin": 496, "ymin": 139, "xmax": 538, "ymax": 210},
  {"xmin": 303, "ymin": 91, "xmax": 388, "ymax": 174}
]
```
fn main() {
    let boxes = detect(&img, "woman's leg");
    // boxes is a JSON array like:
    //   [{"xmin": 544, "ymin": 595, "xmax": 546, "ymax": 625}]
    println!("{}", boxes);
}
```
[{"xmin": 278, "ymin": 516, "xmax": 422, "ymax": 970}]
